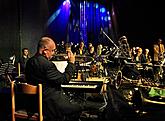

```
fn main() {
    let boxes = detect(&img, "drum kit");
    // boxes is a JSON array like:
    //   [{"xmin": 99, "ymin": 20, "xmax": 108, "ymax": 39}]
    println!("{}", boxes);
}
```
[{"xmin": 75, "ymin": 54, "xmax": 110, "ymax": 79}]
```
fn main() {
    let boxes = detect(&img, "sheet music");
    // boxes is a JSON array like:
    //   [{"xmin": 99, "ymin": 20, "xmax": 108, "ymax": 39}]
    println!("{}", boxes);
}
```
[
  {"xmin": 0, "ymin": 62, "xmax": 15, "ymax": 75},
  {"xmin": 52, "ymin": 61, "xmax": 68, "ymax": 73}
]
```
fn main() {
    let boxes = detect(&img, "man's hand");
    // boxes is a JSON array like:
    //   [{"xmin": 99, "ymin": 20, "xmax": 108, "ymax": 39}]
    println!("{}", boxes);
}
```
[{"xmin": 67, "ymin": 50, "xmax": 75, "ymax": 64}]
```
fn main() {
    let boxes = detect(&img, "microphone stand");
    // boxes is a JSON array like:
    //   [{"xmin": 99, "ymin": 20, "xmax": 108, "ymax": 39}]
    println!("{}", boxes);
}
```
[
  {"xmin": 101, "ymin": 29, "xmax": 127, "ymax": 71},
  {"xmin": 102, "ymin": 30, "xmax": 119, "ymax": 50},
  {"xmin": 102, "ymin": 29, "xmax": 127, "ymax": 58}
]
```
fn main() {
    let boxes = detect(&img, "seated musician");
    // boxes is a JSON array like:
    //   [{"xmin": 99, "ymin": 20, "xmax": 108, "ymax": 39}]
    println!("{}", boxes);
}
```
[
  {"xmin": 87, "ymin": 46, "xmax": 97, "ymax": 59},
  {"xmin": 86, "ymin": 46, "xmax": 96, "ymax": 74},
  {"xmin": 58, "ymin": 40, "xmax": 65, "ymax": 54},
  {"xmin": 87, "ymin": 42, "xmax": 93, "ymax": 53},
  {"xmin": 96, "ymin": 44, "xmax": 104, "ymax": 62},
  {"xmin": 142, "ymin": 48, "xmax": 152, "ymax": 64},
  {"xmin": 96, "ymin": 44, "xmax": 103, "ymax": 56},
  {"xmin": 133, "ymin": 47, "xmax": 144, "ymax": 64},
  {"xmin": 25, "ymin": 36, "xmax": 103, "ymax": 121},
  {"xmin": 141, "ymin": 48, "xmax": 154, "ymax": 79},
  {"xmin": 75, "ymin": 40, "xmax": 88, "ymax": 55},
  {"xmin": 132, "ymin": 47, "xmax": 146, "ymax": 76}
]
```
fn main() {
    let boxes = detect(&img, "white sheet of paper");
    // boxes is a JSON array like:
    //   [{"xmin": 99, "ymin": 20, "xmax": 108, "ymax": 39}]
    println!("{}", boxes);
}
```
[{"xmin": 52, "ymin": 61, "xmax": 68, "ymax": 73}]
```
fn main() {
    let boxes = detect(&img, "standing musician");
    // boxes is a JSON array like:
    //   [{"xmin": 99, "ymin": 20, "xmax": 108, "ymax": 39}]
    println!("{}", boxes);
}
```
[
  {"xmin": 153, "ymin": 38, "xmax": 165, "ymax": 64},
  {"xmin": 18, "ymin": 48, "xmax": 30, "ymax": 73},
  {"xmin": 118, "ymin": 35, "xmax": 131, "ymax": 58},
  {"xmin": 153, "ymin": 38, "xmax": 165, "ymax": 81}
]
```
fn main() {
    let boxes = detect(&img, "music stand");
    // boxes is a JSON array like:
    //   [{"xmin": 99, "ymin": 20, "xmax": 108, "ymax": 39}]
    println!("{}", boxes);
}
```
[{"xmin": 0, "ymin": 62, "xmax": 15, "ymax": 87}]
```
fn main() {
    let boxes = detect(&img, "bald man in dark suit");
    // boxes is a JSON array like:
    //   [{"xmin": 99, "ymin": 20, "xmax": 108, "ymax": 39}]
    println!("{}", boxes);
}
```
[{"xmin": 25, "ymin": 36, "xmax": 83, "ymax": 121}]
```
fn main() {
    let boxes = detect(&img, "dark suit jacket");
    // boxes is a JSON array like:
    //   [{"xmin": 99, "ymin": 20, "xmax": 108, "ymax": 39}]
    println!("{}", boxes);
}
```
[
  {"xmin": 25, "ymin": 54, "xmax": 81, "ymax": 121},
  {"xmin": 19, "ymin": 56, "xmax": 29, "ymax": 73}
]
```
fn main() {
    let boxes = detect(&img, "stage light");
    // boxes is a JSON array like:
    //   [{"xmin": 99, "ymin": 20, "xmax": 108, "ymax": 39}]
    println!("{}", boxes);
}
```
[
  {"xmin": 63, "ymin": 0, "xmax": 70, "ymax": 6},
  {"xmin": 63, "ymin": 1, "xmax": 66, "ymax": 5},
  {"xmin": 100, "ymin": 7, "xmax": 105, "ymax": 13},
  {"xmin": 47, "ymin": 9, "xmax": 61, "ymax": 26},
  {"xmin": 108, "ymin": 16, "xmax": 111, "ymax": 21},
  {"xmin": 87, "ymin": 3, "xmax": 90, "ymax": 7},
  {"xmin": 66, "ymin": 0, "xmax": 70, "ymax": 3},
  {"xmin": 104, "ymin": 16, "xmax": 107, "ymax": 22},
  {"xmin": 95, "ymin": 3, "xmax": 99, "ymax": 9}
]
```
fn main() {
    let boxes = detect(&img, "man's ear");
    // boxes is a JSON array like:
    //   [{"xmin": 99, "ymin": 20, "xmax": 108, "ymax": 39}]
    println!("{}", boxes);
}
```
[{"xmin": 43, "ymin": 50, "xmax": 47, "ymax": 55}]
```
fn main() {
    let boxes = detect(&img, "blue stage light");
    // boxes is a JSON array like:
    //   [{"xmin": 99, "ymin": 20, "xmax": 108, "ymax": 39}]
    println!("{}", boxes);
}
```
[{"xmin": 100, "ymin": 7, "xmax": 105, "ymax": 13}]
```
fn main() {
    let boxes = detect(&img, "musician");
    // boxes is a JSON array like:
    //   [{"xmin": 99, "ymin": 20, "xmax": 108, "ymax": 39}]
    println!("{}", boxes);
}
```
[
  {"xmin": 58, "ymin": 40, "xmax": 65, "ymax": 54},
  {"xmin": 75, "ymin": 40, "xmax": 88, "ymax": 55},
  {"xmin": 87, "ymin": 42, "xmax": 93, "ymax": 53},
  {"xmin": 87, "ymin": 46, "xmax": 98, "ymax": 77},
  {"xmin": 25, "ymin": 36, "xmax": 102, "ymax": 121},
  {"xmin": 141, "ymin": 49, "xmax": 154, "ymax": 79},
  {"xmin": 88, "ymin": 46, "xmax": 96, "ymax": 59},
  {"xmin": 18, "ymin": 48, "xmax": 30, "ymax": 73},
  {"xmin": 153, "ymin": 38, "xmax": 165, "ymax": 81},
  {"xmin": 153, "ymin": 38, "xmax": 165, "ymax": 64},
  {"xmin": 118, "ymin": 36, "xmax": 131, "ymax": 58},
  {"xmin": 142, "ymin": 49, "xmax": 151, "ymax": 63},
  {"xmin": 131, "ymin": 47, "xmax": 147, "ymax": 78},
  {"xmin": 133, "ymin": 47, "xmax": 144, "ymax": 63},
  {"xmin": 96, "ymin": 44, "xmax": 103, "ymax": 56}
]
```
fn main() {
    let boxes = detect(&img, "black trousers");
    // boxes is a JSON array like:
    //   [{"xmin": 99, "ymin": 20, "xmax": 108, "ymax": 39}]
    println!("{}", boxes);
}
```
[{"xmin": 43, "ymin": 91, "xmax": 82, "ymax": 121}]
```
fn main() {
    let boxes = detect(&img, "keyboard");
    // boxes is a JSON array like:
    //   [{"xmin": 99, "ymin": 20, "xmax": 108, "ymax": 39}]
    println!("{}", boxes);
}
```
[
  {"xmin": 61, "ymin": 84, "xmax": 97, "ymax": 89},
  {"xmin": 61, "ymin": 82, "xmax": 102, "ymax": 93}
]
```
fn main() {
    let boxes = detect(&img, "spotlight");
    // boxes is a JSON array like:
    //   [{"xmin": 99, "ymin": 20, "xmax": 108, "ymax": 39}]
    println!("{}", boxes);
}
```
[
  {"xmin": 66, "ymin": 0, "xmax": 70, "ymax": 4},
  {"xmin": 95, "ymin": 3, "xmax": 99, "ymax": 9},
  {"xmin": 100, "ymin": 7, "xmax": 105, "ymax": 13},
  {"xmin": 63, "ymin": 0, "xmax": 70, "ymax": 6}
]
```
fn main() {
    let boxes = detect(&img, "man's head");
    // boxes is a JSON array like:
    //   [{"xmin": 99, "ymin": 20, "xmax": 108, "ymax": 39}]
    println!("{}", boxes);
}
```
[
  {"xmin": 37, "ymin": 36, "xmax": 56, "ymax": 60},
  {"xmin": 22, "ymin": 48, "xmax": 29, "ymax": 56},
  {"xmin": 88, "ymin": 43, "xmax": 92, "ymax": 48},
  {"xmin": 158, "ymin": 38, "xmax": 163, "ymax": 45},
  {"xmin": 145, "ymin": 49, "xmax": 149, "ymax": 54},
  {"xmin": 79, "ymin": 41, "xmax": 85, "ymax": 49}
]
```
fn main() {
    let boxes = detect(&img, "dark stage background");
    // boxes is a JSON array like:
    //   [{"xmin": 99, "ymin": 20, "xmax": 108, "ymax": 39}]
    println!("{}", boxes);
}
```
[
  {"xmin": 0, "ymin": 0, "xmax": 165, "ymax": 61},
  {"xmin": 0, "ymin": 0, "xmax": 49, "ymax": 61},
  {"xmin": 113, "ymin": 0, "xmax": 165, "ymax": 52}
]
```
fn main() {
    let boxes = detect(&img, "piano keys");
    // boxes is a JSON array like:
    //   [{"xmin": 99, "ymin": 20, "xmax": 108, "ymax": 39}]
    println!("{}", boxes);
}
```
[
  {"xmin": 61, "ymin": 79, "xmax": 109, "ymax": 105},
  {"xmin": 61, "ymin": 84, "xmax": 97, "ymax": 89},
  {"xmin": 61, "ymin": 81, "xmax": 103, "ymax": 93}
]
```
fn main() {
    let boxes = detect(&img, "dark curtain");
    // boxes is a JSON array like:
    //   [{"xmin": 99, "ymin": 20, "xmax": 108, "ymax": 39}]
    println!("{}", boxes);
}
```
[
  {"xmin": 0, "ymin": 0, "xmax": 49, "ymax": 62},
  {"xmin": 0, "ymin": 0, "xmax": 19, "ymax": 61},
  {"xmin": 46, "ymin": 0, "xmax": 116, "ymax": 47}
]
